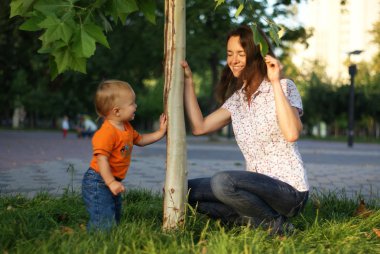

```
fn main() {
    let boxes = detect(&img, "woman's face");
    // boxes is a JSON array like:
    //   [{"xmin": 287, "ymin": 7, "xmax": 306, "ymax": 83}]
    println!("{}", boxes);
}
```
[{"xmin": 227, "ymin": 36, "xmax": 246, "ymax": 77}]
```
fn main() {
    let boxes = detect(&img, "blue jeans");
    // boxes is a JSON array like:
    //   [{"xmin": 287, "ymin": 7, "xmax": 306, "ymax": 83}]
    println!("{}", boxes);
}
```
[
  {"xmin": 188, "ymin": 171, "xmax": 308, "ymax": 228},
  {"xmin": 82, "ymin": 168, "xmax": 122, "ymax": 231}
]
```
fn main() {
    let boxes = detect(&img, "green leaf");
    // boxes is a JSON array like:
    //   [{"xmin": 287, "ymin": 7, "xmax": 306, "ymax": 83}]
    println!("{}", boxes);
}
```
[
  {"xmin": 84, "ymin": 23, "xmax": 110, "ymax": 48},
  {"xmin": 214, "ymin": 0, "xmax": 225, "ymax": 9},
  {"xmin": 269, "ymin": 25, "xmax": 280, "ymax": 47},
  {"xmin": 99, "ymin": 12, "xmax": 113, "ymax": 32},
  {"xmin": 19, "ymin": 15, "xmax": 44, "ymax": 31},
  {"xmin": 34, "ymin": 0, "xmax": 69, "ymax": 16},
  {"xmin": 61, "ymin": 20, "xmax": 75, "ymax": 43},
  {"xmin": 52, "ymin": 47, "xmax": 71, "ymax": 73},
  {"xmin": 118, "ymin": 12, "xmax": 128, "ymax": 24},
  {"xmin": 48, "ymin": 56, "xmax": 59, "ymax": 80},
  {"xmin": 72, "ymin": 25, "xmax": 96, "ymax": 58},
  {"xmin": 93, "ymin": 0, "xmax": 107, "ymax": 8},
  {"xmin": 50, "ymin": 46, "xmax": 87, "ymax": 77},
  {"xmin": 10, "ymin": 0, "xmax": 23, "ymax": 18},
  {"xmin": 252, "ymin": 23, "xmax": 260, "ymax": 46},
  {"xmin": 70, "ymin": 56, "xmax": 87, "ymax": 73},
  {"xmin": 235, "ymin": 3, "xmax": 244, "ymax": 18},
  {"xmin": 266, "ymin": 17, "xmax": 276, "ymax": 25},
  {"xmin": 108, "ymin": 0, "xmax": 139, "ymax": 23},
  {"xmin": 137, "ymin": 0, "xmax": 156, "ymax": 24},
  {"xmin": 251, "ymin": 23, "xmax": 268, "ymax": 57},
  {"xmin": 38, "ymin": 40, "xmax": 66, "ymax": 54},
  {"xmin": 277, "ymin": 26, "xmax": 286, "ymax": 39},
  {"xmin": 38, "ymin": 15, "xmax": 74, "ymax": 44},
  {"xmin": 259, "ymin": 37, "xmax": 268, "ymax": 57},
  {"xmin": 38, "ymin": 16, "xmax": 62, "ymax": 44},
  {"xmin": 118, "ymin": 0, "xmax": 138, "ymax": 13},
  {"xmin": 105, "ymin": 1, "xmax": 118, "ymax": 23},
  {"xmin": 10, "ymin": 0, "xmax": 35, "ymax": 18}
]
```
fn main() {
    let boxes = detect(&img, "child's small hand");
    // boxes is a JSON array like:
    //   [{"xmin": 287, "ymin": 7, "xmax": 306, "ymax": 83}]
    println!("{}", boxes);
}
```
[
  {"xmin": 159, "ymin": 113, "xmax": 167, "ymax": 134},
  {"xmin": 108, "ymin": 181, "xmax": 125, "ymax": 195}
]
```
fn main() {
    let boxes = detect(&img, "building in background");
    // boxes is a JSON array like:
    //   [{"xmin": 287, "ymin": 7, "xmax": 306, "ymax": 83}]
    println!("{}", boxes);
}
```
[{"xmin": 293, "ymin": 0, "xmax": 380, "ymax": 83}]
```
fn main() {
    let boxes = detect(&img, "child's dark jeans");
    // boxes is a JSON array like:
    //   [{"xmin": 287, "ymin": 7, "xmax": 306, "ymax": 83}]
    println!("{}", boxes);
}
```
[{"xmin": 82, "ymin": 168, "xmax": 122, "ymax": 231}]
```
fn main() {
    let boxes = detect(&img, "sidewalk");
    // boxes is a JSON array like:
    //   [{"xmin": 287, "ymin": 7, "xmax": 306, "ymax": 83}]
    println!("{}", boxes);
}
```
[{"xmin": 0, "ymin": 130, "xmax": 379, "ymax": 201}]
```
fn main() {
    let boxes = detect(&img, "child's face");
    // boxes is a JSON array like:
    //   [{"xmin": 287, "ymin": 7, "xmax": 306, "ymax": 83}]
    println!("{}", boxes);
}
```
[{"xmin": 116, "ymin": 89, "xmax": 137, "ymax": 122}]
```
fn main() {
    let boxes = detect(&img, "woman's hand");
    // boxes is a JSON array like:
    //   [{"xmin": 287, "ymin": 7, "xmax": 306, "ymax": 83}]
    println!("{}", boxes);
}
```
[
  {"xmin": 265, "ymin": 55, "xmax": 302, "ymax": 141},
  {"xmin": 264, "ymin": 55, "xmax": 282, "ymax": 83},
  {"xmin": 181, "ymin": 60, "xmax": 193, "ymax": 82}
]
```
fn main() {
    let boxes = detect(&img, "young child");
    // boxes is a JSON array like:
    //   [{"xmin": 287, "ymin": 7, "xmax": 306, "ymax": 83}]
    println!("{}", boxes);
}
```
[{"xmin": 82, "ymin": 80, "xmax": 167, "ymax": 231}]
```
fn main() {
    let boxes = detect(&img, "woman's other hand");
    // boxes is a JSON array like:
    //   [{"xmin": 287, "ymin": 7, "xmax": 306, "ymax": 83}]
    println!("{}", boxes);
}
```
[
  {"xmin": 264, "ymin": 55, "xmax": 282, "ymax": 83},
  {"xmin": 181, "ymin": 60, "xmax": 193, "ymax": 81}
]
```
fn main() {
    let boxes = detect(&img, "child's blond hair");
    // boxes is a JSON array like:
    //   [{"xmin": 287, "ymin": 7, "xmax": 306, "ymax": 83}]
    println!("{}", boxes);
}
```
[{"xmin": 95, "ymin": 80, "xmax": 133, "ymax": 117}]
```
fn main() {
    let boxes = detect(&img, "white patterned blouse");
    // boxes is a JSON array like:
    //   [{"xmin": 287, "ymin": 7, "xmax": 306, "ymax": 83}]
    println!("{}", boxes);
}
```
[{"xmin": 222, "ymin": 79, "xmax": 309, "ymax": 191}]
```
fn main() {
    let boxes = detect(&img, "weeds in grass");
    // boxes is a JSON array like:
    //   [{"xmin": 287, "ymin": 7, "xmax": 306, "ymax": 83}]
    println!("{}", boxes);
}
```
[{"xmin": 65, "ymin": 163, "xmax": 76, "ymax": 194}]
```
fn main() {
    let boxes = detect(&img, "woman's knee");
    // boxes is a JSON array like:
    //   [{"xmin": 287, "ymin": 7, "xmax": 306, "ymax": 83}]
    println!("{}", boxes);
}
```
[
  {"xmin": 210, "ymin": 171, "xmax": 235, "ymax": 198},
  {"xmin": 187, "ymin": 177, "xmax": 212, "ymax": 204}
]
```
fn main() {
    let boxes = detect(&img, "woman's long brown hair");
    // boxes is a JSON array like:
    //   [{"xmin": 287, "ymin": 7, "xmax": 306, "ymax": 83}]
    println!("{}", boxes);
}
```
[{"xmin": 215, "ymin": 25, "xmax": 275, "ymax": 104}]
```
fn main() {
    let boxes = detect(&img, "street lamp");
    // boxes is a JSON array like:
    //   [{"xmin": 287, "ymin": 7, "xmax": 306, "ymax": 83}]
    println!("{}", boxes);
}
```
[{"xmin": 347, "ymin": 50, "xmax": 363, "ymax": 147}]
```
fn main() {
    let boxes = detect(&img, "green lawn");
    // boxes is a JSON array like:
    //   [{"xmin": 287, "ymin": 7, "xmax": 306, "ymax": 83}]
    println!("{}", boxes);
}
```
[{"xmin": 1, "ymin": 190, "xmax": 379, "ymax": 254}]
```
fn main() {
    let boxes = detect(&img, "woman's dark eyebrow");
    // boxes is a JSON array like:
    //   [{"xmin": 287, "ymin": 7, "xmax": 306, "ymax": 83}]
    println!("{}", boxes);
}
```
[{"xmin": 227, "ymin": 50, "xmax": 245, "ymax": 53}]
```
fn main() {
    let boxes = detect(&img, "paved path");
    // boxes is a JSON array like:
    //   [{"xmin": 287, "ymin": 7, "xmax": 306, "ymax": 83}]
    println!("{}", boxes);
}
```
[{"xmin": 0, "ymin": 130, "xmax": 379, "ymax": 201}]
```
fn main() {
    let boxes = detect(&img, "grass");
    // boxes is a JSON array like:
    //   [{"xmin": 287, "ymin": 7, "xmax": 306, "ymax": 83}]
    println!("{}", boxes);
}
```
[{"xmin": 0, "ymin": 189, "xmax": 379, "ymax": 254}]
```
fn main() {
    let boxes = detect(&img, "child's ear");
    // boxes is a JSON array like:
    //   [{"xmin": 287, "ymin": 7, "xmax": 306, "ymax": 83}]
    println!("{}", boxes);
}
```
[{"xmin": 112, "ymin": 107, "xmax": 120, "ymax": 117}]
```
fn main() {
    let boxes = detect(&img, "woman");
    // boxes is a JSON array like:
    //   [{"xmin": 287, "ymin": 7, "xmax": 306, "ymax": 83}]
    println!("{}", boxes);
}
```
[{"xmin": 181, "ymin": 25, "xmax": 309, "ymax": 235}]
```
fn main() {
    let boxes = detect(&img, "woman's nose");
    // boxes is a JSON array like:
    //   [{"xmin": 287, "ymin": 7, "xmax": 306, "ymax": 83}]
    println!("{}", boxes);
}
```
[{"xmin": 232, "ymin": 55, "xmax": 239, "ymax": 63}]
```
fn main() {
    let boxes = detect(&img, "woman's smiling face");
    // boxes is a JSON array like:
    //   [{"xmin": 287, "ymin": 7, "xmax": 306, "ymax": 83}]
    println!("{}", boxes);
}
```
[{"xmin": 227, "ymin": 36, "xmax": 246, "ymax": 77}]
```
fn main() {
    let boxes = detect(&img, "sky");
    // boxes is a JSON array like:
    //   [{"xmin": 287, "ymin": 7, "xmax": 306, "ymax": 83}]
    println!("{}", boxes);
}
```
[{"xmin": 295, "ymin": 1, "xmax": 308, "ymax": 26}]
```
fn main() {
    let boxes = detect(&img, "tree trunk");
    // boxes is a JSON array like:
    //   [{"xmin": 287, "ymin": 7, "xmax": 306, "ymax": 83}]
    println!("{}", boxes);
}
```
[{"xmin": 163, "ymin": 0, "xmax": 187, "ymax": 230}]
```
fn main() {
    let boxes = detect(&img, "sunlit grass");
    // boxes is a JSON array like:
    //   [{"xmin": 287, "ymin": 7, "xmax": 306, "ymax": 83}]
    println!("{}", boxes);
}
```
[{"xmin": 1, "ymin": 189, "xmax": 379, "ymax": 253}]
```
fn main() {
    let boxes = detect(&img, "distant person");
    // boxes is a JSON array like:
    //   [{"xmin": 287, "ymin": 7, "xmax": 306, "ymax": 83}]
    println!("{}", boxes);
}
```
[
  {"xmin": 76, "ymin": 115, "xmax": 85, "ymax": 138},
  {"xmin": 83, "ymin": 117, "xmax": 98, "ymax": 138},
  {"xmin": 61, "ymin": 115, "xmax": 69, "ymax": 139},
  {"xmin": 76, "ymin": 115, "xmax": 97, "ymax": 138},
  {"xmin": 181, "ymin": 25, "xmax": 309, "ymax": 235},
  {"xmin": 82, "ymin": 80, "xmax": 167, "ymax": 231}
]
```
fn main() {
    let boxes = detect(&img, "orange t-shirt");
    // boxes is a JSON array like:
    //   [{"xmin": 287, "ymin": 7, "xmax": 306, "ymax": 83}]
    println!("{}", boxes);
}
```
[{"xmin": 89, "ymin": 120, "xmax": 142, "ymax": 179}]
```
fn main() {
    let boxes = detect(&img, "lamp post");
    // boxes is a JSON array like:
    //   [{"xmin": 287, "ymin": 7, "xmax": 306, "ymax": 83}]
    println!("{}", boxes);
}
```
[{"xmin": 347, "ymin": 50, "xmax": 363, "ymax": 147}]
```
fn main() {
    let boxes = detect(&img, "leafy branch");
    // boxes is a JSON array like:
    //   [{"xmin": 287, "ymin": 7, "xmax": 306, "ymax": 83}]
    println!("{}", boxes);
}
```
[
  {"xmin": 10, "ymin": 0, "xmax": 156, "ymax": 79},
  {"xmin": 215, "ymin": 0, "xmax": 285, "ymax": 57}
]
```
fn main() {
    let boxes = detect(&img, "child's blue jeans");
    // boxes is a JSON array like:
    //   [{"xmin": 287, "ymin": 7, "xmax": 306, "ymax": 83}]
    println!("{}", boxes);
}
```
[{"xmin": 82, "ymin": 168, "xmax": 122, "ymax": 231}]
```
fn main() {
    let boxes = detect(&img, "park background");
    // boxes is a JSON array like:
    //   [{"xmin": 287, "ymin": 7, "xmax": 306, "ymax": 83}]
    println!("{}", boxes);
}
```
[
  {"xmin": 1, "ymin": 0, "xmax": 380, "ymax": 143},
  {"xmin": 1, "ymin": 1, "xmax": 380, "ymax": 253}
]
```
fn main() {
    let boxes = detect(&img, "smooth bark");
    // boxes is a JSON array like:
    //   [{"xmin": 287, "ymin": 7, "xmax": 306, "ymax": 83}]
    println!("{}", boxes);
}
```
[{"xmin": 163, "ymin": 0, "xmax": 187, "ymax": 230}]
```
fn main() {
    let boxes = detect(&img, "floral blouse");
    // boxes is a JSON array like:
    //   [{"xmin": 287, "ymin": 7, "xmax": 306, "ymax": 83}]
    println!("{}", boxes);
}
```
[{"xmin": 222, "ymin": 79, "xmax": 309, "ymax": 191}]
